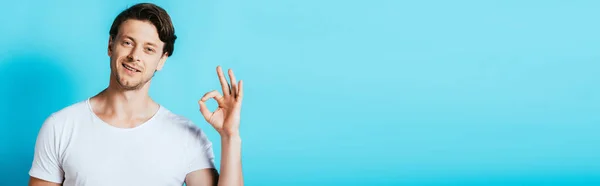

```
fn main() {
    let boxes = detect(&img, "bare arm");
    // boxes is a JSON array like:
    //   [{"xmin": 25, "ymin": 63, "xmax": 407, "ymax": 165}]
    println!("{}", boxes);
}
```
[
  {"xmin": 29, "ymin": 177, "xmax": 61, "ymax": 186},
  {"xmin": 192, "ymin": 66, "xmax": 244, "ymax": 186},
  {"xmin": 185, "ymin": 135, "xmax": 243, "ymax": 186},
  {"xmin": 185, "ymin": 168, "xmax": 219, "ymax": 186},
  {"xmin": 217, "ymin": 135, "xmax": 243, "ymax": 186}
]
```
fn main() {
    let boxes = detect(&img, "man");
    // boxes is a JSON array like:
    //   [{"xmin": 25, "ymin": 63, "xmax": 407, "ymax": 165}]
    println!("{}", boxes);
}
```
[{"xmin": 28, "ymin": 3, "xmax": 244, "ymax": 186}]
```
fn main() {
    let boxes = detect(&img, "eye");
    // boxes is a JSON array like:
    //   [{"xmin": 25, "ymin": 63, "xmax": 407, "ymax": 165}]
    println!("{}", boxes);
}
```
[
  {"xmin": 123, "ymin": 41, "xmax": 132, "ymax": 46},
  {"xmin": 146, "ymin": 47, "xmax": 155, "ymax": 53}
]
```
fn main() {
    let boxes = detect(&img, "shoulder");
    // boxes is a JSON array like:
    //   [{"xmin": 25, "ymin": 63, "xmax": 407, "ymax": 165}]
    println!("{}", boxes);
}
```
[
  {"xmin": 34, "ymin": 99, "xmax": 88, "ymax": 149},
  {"xmin": 157, "ymin": 107, "xmax": 212, "ymax": 144},
  {"xmin": 50, "ymin": 99, "xmax": 89, "ymax": 121},
  {"xmin": 42, "ymin": 99, "xmax": 89, "ymax": 127}
]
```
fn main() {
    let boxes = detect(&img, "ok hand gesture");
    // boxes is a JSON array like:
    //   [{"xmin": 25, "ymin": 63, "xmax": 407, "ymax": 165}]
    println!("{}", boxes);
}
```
[{"xmin": 198, "ymin": 66, "xmax": 244, "ymax": 137}]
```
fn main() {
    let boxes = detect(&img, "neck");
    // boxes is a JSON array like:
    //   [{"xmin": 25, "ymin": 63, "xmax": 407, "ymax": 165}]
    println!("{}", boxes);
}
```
[{"xmin": 91, "ymin": 76, "xmax": 158, "ymax": 121}]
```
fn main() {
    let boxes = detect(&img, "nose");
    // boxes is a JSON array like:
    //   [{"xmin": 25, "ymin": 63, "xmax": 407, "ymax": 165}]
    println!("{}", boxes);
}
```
[{"xmin": 127, "ymin": 47, "xmax": 142, "ymax": 61}]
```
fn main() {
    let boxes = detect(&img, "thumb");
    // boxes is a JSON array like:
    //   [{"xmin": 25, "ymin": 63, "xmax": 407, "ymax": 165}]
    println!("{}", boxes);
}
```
[{"xmin": 198, "ymin": 99, "xmax": 212, "ymax": 122}]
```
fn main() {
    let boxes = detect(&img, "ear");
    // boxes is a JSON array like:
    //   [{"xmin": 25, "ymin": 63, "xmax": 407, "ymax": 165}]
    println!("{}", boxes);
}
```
[
  {"xmin": 108, "ymin": 36, "xmax": 113, "ymax": 56},
  {"xmin": 156, "ymin": 52, "xmax": 168, "ymax": 71}
]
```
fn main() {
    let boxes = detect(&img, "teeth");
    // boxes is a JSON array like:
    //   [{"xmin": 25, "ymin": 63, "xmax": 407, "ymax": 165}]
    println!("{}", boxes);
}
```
[{"xmin": 123, "ymin": 64, "xmax": 136, "ymax": 72}]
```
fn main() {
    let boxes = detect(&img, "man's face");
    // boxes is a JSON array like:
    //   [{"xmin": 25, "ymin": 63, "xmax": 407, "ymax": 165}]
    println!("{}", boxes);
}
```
[{"xmin": 108, "ymin": 19, "xmax": 167, "ymax": 90}]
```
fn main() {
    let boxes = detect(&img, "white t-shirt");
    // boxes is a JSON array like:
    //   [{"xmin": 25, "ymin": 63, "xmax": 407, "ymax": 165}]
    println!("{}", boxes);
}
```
[{"xmin": 29, "ymin": 99, "xmax": 215, "ymax": 186}]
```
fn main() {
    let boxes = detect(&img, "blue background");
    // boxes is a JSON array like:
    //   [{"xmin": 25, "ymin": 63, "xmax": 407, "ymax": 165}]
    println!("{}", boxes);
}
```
[{"xmin": 1, "ymin": 0, "xmax": 600, "ymax": 185}]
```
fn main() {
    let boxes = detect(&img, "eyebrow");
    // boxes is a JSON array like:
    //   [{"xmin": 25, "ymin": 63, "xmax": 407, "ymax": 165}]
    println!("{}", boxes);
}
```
[{"xmin": 122, "ymin": 35, "xmax": 158, "ymax": 47}]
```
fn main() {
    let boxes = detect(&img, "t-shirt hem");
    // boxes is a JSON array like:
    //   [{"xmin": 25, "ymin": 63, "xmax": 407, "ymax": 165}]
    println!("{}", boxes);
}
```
[
  {"xmin": 186, "ymin": 165, "xmax": 217, "ymax": 175},
  {"xmin": 29, "ymin": 169, "xmax": 63, "ymax": 184}
]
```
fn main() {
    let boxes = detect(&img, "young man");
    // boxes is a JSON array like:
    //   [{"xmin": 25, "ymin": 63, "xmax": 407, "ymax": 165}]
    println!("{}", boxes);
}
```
[{"xmin": 28, "ymin": 3, "xmax": 244, "ymax": 186}]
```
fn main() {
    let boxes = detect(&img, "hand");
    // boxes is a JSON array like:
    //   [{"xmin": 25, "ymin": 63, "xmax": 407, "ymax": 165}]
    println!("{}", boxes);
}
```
[{"xmin": 198, "ymin": 66, "xmax": 244, "ymax": 137}]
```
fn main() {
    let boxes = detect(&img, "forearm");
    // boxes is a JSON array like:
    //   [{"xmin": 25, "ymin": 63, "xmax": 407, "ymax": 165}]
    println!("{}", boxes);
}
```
[{"xmin": 218, "ymin": 135, "xmax": 243, "ymax": 186}]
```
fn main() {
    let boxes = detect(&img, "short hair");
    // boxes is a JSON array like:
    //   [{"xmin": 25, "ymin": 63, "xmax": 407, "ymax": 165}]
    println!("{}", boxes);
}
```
[{"xmin": 109, "ymin": 3, "xmax": 177, "ymax": 57}]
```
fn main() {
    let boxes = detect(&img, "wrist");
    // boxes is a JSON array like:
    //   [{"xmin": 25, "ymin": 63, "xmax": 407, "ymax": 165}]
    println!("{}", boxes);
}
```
[
  {"xmin": 219, "ymin": 131, "xmax": 241, "ymax": 140},
  {"xmin": 218, "ymin": 128, "xmax": 240, "ymax": 137},
  {"xmin": 221, "ymin": 135, "xmax": 242, "ymax": 144}
]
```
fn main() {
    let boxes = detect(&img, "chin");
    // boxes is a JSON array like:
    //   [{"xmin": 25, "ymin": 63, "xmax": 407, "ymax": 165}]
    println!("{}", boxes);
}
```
[
  {"xmin": 116, "ymin": 77, "xmax": 143, "ymax": 90},
  {"xmin": 119, "ymin": 82, "xmax": 143, "ymax": 90}
]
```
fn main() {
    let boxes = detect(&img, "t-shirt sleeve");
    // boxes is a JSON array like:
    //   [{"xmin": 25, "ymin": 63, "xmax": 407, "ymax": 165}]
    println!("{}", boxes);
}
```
[
  {"xmin": 29, "ymin": 115, "xmax": 64, "ymax": 183},
  {"xmin": 186, "ymin": 125, "xmax": 216, "ymax": 174}
]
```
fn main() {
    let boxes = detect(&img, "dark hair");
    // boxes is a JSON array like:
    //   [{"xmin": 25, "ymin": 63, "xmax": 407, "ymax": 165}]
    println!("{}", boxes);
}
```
[{"xmin": 109, "ymin": 3, "xmax": 177, "ymax": 57}]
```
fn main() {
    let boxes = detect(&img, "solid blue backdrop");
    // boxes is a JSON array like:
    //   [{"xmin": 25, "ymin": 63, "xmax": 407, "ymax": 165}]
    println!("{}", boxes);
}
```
[{"xmin": 1, "ymin": 0, "xmax": 599, "ymax": 185}]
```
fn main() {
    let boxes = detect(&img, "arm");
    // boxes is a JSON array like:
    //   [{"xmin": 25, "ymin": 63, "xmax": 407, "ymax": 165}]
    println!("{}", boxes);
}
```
[
  {"xmin": 190, "ymin": 66, "xmax": 244, "ymax": 186},
  {"xmin": 29, "ymin": 177, "xmax": 61, "ymax": 186},
  {"xmin": 217, "ymin": 135, "xmax": 243, "ymax": 186},
  {"xmin": 185, "ymin": 168, "xmax": 218, "ymax": 186},
  {"xmin": 185, "ymin": 135, "xmax": 243, "ymax": 186}
]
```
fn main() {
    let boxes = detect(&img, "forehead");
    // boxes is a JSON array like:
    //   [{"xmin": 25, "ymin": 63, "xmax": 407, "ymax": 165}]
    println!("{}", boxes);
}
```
[{"xmin": 117, "ymin": 19, "xmax": 163, "ymax": 45}]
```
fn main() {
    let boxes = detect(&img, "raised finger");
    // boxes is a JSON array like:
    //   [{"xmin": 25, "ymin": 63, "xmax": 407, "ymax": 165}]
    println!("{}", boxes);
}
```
[
  {"xmin": 228, "ymin": 69, "xmax": 238, "ymax": 97},
  {"xmin": 217, "ymin": 66, "xmax": 230, "ymax": 96}
]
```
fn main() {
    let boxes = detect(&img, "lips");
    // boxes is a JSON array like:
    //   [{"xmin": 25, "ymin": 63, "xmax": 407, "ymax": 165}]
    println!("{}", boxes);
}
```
[{"xmin": 122, "ymin": 63, "xmax": 141, "ymax": 72}]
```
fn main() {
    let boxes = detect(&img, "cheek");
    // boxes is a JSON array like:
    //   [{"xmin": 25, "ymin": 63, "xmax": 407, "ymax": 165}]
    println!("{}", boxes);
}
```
[
  {"xmin": 111, "ymin": 57, "xmax": 123, "ymax": 66},
  {"xmin": 111, "ymin": 45, "xmax": 131, "ymax": 58},
  {"xmin": 145, "ymin": 57, "xmax": 162, "ymax": 69},
  {"xmin": 109, "ymin": 58, "xmax": 118, "ymax": 68}
]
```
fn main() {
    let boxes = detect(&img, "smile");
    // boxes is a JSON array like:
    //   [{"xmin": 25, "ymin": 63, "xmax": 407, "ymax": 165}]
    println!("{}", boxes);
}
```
[{"xmin": 123, "ymin": 64, "xmax": 141, "ymax": 72}]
